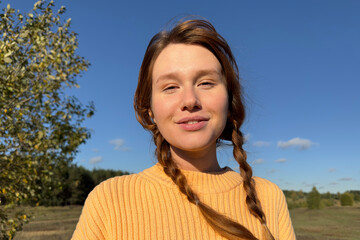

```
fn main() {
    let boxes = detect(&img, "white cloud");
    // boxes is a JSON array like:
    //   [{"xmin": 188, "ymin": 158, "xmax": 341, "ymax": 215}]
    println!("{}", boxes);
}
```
[
  {"xmin": 92, "ymin": 148, "xmax": 99, "ymax": 153},
  {"xmin": 267, "ymin": 169, "xmax": 276, "ymax": 174},
  {"xmin": 251, "ymin": 158, "xmax": 265, "ymax": 165},
  {"xmin": 339, "ymin": 177, "xmax": 352, "ymax": 181},
  {"xmin": 244, "ymin": 133, "xmax": 251, "ymax": 143},
  {"xmin": 275, "ymin": 158, "xmax": 287, "ymax": 163},
  {"xmin": 328, "ymin": 168, "xmax": 336, "ymax": 173},
  {"xmin": 277, "ymin": 137, "xmax": 314, "ymax": 150},
  {"xmin": 253, "ymin": 141, "xmax": 271, "ymax": 147},
  {"xmin": 120, "ymin": 146, "xmax": 131, "ymax": 152},
  {"xmin": 90, "ymin": 156, "xmax": 103, "ymax": 164},
  {"xmin": 109, "ymin": 138, "xmax": 129, "ymax": 151},
  {"xmin": 329, "ymin": 182, "xmax": 338, "ymax": 185}
]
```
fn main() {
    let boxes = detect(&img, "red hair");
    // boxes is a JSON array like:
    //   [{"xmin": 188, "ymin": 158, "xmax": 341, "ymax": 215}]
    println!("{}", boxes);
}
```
[{"xmin": 134, "ymin": 19, "xmax": 274, "ymax": 240}]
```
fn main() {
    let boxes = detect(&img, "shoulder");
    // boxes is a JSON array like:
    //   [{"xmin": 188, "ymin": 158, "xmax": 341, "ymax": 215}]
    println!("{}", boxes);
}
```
[
  {"xmin": 72, "ymin": 173, "xmax": 146, "ymax": 240},
  {"xmin": 252, "ymin": 178, "xmax": 296, "ymax": 239},
  {"xmin": 87, "ymin": 165, "xmax": 164, "ymax": 203},
  {"xmin": 96, "ymin": 173, "xmax": 140, "ymax": 188},
  {"xmin": 252, "ymin": 177, "xmax": 285, "ymax": 203},
  {"xmin": 253, "ymin": 177, "xmax": 282, "ymax": 191},
  {"xmin": 89, "ymin": 173, "xmax": 142, "ymax": 199}
]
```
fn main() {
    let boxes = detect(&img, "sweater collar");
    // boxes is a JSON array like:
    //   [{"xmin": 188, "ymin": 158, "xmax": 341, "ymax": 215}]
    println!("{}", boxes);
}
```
[{"xmin": 139, "ymin": 163, "xmax": 243, "ymax": 194}]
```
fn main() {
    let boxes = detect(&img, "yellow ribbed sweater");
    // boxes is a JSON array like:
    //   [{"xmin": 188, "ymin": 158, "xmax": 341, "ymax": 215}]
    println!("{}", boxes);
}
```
[{"xmin": 72, "ymin": 164, "xmax": 296, "ymax": 240}]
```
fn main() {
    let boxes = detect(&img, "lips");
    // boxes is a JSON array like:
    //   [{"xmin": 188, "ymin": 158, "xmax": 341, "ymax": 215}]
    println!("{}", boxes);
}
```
[
  {"xmin": 176, "ymin": 116, "xmax": 209, "ymax": 131},
  {"xmin": 177, "ymin": 116, "xmax": 209, "ymax": 124}
]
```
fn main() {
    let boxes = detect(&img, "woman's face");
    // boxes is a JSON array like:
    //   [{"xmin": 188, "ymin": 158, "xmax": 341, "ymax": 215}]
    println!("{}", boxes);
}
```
[{"xmin": 151, "ymin": 44, "xmax": 228, "ymax": 154}]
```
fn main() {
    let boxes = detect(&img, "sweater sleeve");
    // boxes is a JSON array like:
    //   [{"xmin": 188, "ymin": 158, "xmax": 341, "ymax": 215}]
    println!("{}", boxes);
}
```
[
  {"xmin": 277, "ymin": 187, "xmax": 296, "ymax": 240},
  {"xmin": 71, "ymin": 181, "xmax": 109, "ymax": 240}
]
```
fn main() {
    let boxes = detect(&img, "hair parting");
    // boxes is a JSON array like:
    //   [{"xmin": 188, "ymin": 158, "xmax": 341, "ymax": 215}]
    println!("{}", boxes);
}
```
[{"xmin": 134, "ymin": 18, "xmax": 275, "ymax": 240}]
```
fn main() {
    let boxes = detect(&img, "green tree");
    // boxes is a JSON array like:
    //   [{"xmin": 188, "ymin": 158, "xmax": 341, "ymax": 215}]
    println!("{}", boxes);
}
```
[
  {"xmin": 306, "ymin": 187, "xmax": 321, "ymax": 209},
  {"xmin": 340, "ymin": 193, "xmax": 354, "ymax": 206},
  {"xmin": 348, "ymin": 190, "xmax": 360, "ymax": 202},
  {"xmin": 322, "ymin": 191, "xmax": 332, "ymax": 199},
  {"xmin": 0, "ymin": 1, "xmax": 94, "ymax": 238},
  {"xmin": 67, "ymin": 166, "xmax": 95, "ymax": 205}
]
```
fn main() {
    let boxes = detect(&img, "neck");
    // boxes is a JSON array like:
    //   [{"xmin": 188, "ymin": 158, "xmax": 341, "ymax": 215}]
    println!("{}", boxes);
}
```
[{"xmin": 169, "ymin": 143, "xmax": 222, "ymax": 172}]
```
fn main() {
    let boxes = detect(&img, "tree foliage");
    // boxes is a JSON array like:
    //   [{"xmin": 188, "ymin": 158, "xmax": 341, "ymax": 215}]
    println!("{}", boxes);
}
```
[
  {"xmin": 0, "ymin": 1, "xmax": 94, "ymax": 238},
  {"xmin": 348, "ymin": 190, "xmax": 360, "ymax": 202},
  {"xmin": 25, "ymin": 165, "xmax": 130, "ymax": 206},
  {"xmin": 340, "ymin": 193, "xmax": 354, "ymax": 206},
  {"xmin": 306, "ymin": 187, "xmax": 321, "ymax": 209}
]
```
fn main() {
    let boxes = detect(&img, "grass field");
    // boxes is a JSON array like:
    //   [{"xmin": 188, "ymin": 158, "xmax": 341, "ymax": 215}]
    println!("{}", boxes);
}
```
[
  {"xmin": 13, "ymin": 205, "xmax": 360, "ymax": 240},
  {"xmin": 13, "ymin": 206, "xmax": 82, "ymax": 240},
  {"xmin": 290, "ymin": 206, "xmax": 360, "ymax": 240}
]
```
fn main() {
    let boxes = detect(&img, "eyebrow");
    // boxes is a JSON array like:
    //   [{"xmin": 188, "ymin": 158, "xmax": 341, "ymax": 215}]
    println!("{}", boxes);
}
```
[{"xmin": 155, "ymin": 69, "xmax": 222, "ymax": 84}]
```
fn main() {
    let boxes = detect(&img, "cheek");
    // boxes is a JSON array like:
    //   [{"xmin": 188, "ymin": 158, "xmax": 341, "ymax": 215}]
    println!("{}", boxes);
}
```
[
  {"xmin": 219, "ymin": 97, "xmax": 229, "ymax": 125},
  {"xmin": 150, "ymin": 95, "xmax": 173, "ymax": 124},
  {"xmin": 207, "ymin": 90, "xmax": 228, "ymax": 116},
  {"xmin": 211, "ymin": 91, "xmax": 229, "ymax": 132}
]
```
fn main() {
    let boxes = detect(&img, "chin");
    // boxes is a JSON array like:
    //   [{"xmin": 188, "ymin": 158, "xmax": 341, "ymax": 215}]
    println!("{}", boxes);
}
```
[
  {"xmin": 173, "ymin": 139, "xmax": 216, "ymax": 152},
  {"xmin": 165, "ymin": 131, "xmax": 221, "ymax": 153},
  {"xmin": 179, "ymin": 144, "xmax": 208, "ymax": 152}
]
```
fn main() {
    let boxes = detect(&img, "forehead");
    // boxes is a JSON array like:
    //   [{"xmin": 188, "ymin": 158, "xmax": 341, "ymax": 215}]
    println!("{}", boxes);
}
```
[{"xmin": 152, "ymin": 44, "xmax": 222, "ymax": 83}]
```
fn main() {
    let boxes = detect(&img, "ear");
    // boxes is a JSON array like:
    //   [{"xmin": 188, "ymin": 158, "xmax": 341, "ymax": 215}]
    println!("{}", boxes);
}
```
[{"xmin": 148, "ymin": 109, "xmax": 156, "ymax": 123}]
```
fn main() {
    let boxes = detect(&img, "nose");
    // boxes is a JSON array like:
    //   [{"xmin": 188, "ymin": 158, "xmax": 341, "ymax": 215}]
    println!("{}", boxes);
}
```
[{"xmin": 181, "ymin": 87, "xmax": 201, "ymax": 111}]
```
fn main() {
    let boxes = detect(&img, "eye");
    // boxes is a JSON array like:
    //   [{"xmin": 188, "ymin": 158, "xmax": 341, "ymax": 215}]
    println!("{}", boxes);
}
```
[
  {"xmin": 163, "ymin": 85, "xmax": 178, "ymax": 93},
  {"xmin": 198, "ymin": 81, "xmax": 215, "ymax": 88},
  {"xmin": 200, "ymin": 81, "xmax": 213, "ymax": 85}
]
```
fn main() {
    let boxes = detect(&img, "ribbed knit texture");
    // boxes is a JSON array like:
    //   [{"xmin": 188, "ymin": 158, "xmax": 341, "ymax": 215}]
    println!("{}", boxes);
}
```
[{"xmin": 72, "ymin": 164, "xmax": 296, "ymax": 240}]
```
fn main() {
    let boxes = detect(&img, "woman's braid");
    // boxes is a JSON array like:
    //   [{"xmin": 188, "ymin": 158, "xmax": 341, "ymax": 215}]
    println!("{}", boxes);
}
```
[
  {"xmin": 154, "ymin": 130, "xmax": 260, "ymax": 240},
  {"xmin": 231, "ymin": 121, "xmax": 275, "ymax": 240},
  {"xmin": 154, "ymin": 130, "xmax": 199, "ymax": 205}
]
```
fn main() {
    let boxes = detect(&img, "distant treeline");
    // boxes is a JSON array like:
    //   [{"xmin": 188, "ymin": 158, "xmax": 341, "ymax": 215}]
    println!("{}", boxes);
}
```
[
  {"xmin": 19, "ymin": 165, "xmax": 359, "ymax": 208},
  {"xmin": 284, "ymin": 188, "xmax": 360, "ymax": 209},
  {"xmin": 25, "ymin": 165, "xmax": 131, "ymax": 206}
]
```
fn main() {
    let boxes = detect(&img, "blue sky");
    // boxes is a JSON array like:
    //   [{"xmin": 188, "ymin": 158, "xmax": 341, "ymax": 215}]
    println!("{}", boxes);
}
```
[{"xmin": 7, "ymin": 0, "xmax": 360, "ymax": 193}]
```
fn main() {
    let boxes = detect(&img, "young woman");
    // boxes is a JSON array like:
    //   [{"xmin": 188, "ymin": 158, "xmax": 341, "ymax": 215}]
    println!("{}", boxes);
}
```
[{"xmin": 72, "ymin": 19, "xmax": 296, "ymax": 240}]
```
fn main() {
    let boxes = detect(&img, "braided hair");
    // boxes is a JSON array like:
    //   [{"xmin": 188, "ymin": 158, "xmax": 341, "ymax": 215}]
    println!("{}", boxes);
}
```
[{"xmin": 134, "ymin": 19, "xmax": 274, "ymax": 240}]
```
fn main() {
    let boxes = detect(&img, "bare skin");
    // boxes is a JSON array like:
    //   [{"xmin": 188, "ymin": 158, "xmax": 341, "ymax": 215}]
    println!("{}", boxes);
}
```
[{"xmin": 151, "ymin": 44, "xmax": 228, "ymax": 173}]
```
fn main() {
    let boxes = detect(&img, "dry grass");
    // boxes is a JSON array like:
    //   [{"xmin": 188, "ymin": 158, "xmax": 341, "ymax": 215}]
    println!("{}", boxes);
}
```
[
  {"xmin": 13, "ymin": 206, "xmax": 82, "ymax": 240},
  {"xmin": 13, "ymin": 205, "xmax": 360, "ymax": 240},
  {"xmin": 290, "ymin": 206, "xmax": 360, "ymax": 240}
]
